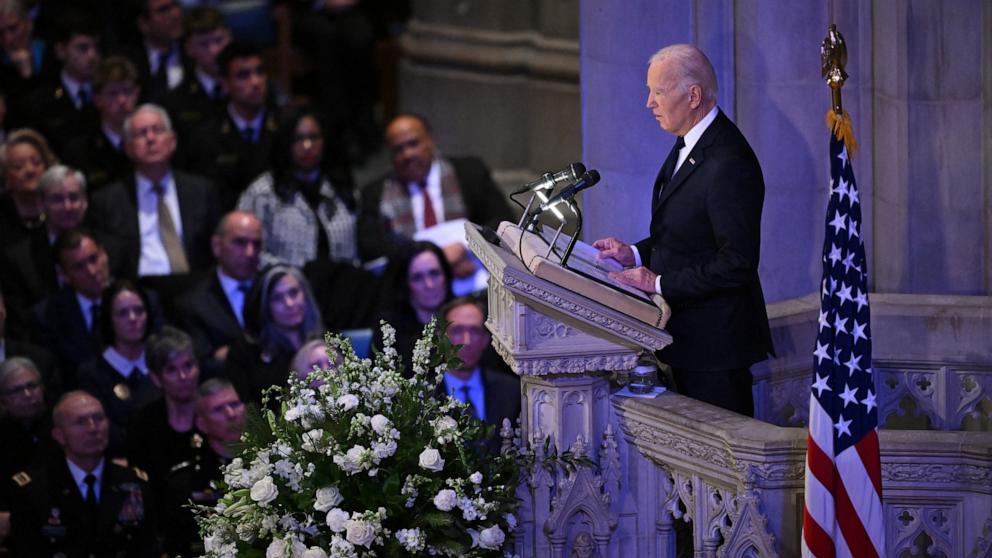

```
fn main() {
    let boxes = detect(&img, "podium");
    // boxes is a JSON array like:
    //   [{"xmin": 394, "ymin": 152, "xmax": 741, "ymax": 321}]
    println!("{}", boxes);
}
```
[{"xmin": 467, "ymin": 222, "xmax": 672, "ymax": 557}]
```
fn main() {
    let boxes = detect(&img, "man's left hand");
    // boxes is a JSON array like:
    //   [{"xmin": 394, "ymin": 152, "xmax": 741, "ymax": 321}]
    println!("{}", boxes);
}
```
[{"xmin": 609, "ymin": 266, "xmax": 657, "ymax": 294}]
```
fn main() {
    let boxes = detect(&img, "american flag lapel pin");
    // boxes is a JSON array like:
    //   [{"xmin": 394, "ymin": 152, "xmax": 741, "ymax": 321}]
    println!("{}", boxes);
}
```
[{"xmin": 689, "ymin": 157, "xmax": 696, "ymax": 165}]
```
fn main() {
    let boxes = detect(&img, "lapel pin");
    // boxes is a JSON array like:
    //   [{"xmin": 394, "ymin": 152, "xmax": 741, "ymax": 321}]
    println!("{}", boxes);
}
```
[{"xmin": 689, "ymin": 157, "xmax": 696, "ymax": 165}]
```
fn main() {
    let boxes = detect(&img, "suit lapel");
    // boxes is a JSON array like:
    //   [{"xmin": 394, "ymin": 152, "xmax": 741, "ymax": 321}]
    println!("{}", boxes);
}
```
[
  {"xmin": 654, "ymin": 111, "xmax": 728, "ymax": 211},
  {"xmin": 174, "ymin": 173, "xmax": 196, "ymax": 253},
  {"xmin": 209, "ymin": 272, "xmax": 240, "ymax": 325}
]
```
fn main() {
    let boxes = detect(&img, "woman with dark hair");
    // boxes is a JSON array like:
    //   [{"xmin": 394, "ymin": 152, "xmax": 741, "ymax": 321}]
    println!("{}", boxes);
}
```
[
  {"xmin": 376, "ymin": 241, "xmax": 454, "ymax": 376},
  {"xmin": 0, "ymin": 128, "xmax": 57, "ymax": 243},
  {"xmin": 77, "ymin": 279, "xmax": 160, "ymax": 453},
  {"xmin": 237, "ymin": 108, "xmax": 357, "ymax": 268},
  {"xmin": 224, "ymin": 264, "xmax": 324, "ymax": 404}
]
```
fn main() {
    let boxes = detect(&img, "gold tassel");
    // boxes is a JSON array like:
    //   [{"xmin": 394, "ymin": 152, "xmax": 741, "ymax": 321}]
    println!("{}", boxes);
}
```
[{"xmin": 826, "ymin": 110, "xmax": 858, "ymax": 159}]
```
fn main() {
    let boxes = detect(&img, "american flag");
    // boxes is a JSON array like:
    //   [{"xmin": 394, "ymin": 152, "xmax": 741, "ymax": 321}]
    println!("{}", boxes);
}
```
[{"xmin": 801, "ymin": 131, "xmax": 885, "ymax": 557}]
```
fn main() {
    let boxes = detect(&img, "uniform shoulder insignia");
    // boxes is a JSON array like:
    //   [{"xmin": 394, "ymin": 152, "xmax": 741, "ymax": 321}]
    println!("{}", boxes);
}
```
[
  {"xmin": 12, "ymin": 471, "xmax": 31, "ymax": 487},
  {"xmin": 112, "ymin": 457, "xmax": 129, "ymax": 468},
  {"xmin": 169, "ymin": 460, "xmax": 192, "ymax": 474},
  {"xmin": 191, "ymin": 432, "xmax": 204, "ymax": 448},
  {"xmin": 133, "ymin": 467, "xmax": 149, "ymax": 482}
]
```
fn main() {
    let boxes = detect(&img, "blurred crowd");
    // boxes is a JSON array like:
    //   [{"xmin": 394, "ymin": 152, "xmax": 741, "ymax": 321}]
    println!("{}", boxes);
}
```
[{"xmin": 0, "ymin": 0, "xmax": 521, "ymax": 555}]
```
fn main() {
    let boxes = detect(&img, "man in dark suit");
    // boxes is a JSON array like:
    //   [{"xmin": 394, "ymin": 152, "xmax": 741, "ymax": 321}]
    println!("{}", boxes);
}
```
[
  {"xmin": 62, "ymin": 56, "xmax": 141, "ymax": 193},
  {"xmin": 6, "ymin": 391, "xmax": 157, "ymax": 557},
  {"xmin": 1, "ymin": 284, "xmax": 60, "ymax": 398},
  {"xmin": 359, "ymin": 114, "xmax": 513, "ymax": 276},
  {"xmin": 163, "ymin": 6, "xmax": 229, "ymax": 138},
  {"xmin": 119, "ymin": 0, "xmax": 185, "ymax": 103},
  {"xmin": 439, "ymin": 297, "xmax": 520, "ymax": 431},
  {"xmin": 184, "ymin": 41, "xmax": 278, "ymax": 210},
  {"xmin": 180, "ymin": 210, "xmax": 262, "ymax": 379},
  {"xmin": 88, "ymin": 103, "xmax": 220, "ymax": 281},
  {"xmin": 594, "ymin": 44, "xmax": 773, "ymax": 417}
]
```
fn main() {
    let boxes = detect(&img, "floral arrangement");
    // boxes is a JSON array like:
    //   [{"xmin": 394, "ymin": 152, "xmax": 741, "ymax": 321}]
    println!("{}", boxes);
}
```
[{"xmin": 195, "ymin": 320, "xmax": 521, "ymax": 558}]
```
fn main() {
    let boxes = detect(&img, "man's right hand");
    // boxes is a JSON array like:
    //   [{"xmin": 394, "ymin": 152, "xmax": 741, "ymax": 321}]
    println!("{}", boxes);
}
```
[{"xmin": 592, "ymin": 237, "xmax": 636, "ymax": 268}]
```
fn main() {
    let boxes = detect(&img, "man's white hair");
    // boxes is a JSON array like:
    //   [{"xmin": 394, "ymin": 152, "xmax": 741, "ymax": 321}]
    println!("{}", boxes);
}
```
[{"xmin": 649, "ymin": 44, "xmax": 718, "ymax": 103}]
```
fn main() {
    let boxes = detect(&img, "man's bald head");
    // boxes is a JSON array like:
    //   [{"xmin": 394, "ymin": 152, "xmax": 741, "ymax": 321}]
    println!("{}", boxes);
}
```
[
  {"xmin": 385, "ymin": 114, "xmax": 436, "ymax": 185},
  {"xmin": 211, "ymin": 210, "xmax": 262, "ymax": 280}
]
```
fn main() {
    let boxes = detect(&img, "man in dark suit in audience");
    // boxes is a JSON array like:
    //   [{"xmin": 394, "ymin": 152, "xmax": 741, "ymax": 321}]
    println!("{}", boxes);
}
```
[
  {"xmin": 62, "ymin": 56, "xmax": 140, "ymax": 193},
  {"xmin": 439, "ymin": 296, "xmax": 520, "ymax": 431},
  {"xmin": 358, "ymin": 114, "xmax": 513, "ymax": 276},
  {"xmin": 163, "ymin": 6, "xmax": 229, "ymax": 138},
  {"xmin": 88, "ymin": 103, "xmax": 220, "ymax": 281},
  {"xmin": 6, "ymin": 391, "xmax": 158, "ymax": 557},
  {"xmin": 18, "ymin": 11, "xmax": 101, "ymax": 153},
  {"xmin": 180, "ymin": 210, "xmax": 262, "ymax": 379},
  {"xmin": 0, "ymin": 293, "xmax": 59, "ymax": 397},
  {"xmin": 185, "ymin": 41, "xmax": 278, "ymax": 210},
  {"xmin": 120, "ymin": 0, "xmax": 185, "ymax": 103}
]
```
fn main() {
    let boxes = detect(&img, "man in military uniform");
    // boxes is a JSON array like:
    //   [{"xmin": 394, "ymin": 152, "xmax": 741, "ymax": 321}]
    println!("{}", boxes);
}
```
[
  {"xmin": 160, "ymin": 377, "xmax": 245, "ymax": 556},
  {"xmin": 7, "ymin": 390, "xmax": 158, "ymax": 557},
  {"xmin": 163, "ymin": 6, "xmax": 230, "ymax": 138}
]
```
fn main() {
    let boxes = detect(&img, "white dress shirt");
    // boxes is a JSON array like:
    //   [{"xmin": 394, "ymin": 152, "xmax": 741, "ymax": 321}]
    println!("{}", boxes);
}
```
[
  {"xmin": 136, "ymin": 172, "xmax": 185, "ymax": 276},
  {"xmin": 146, "ymin": 43, "xmax": 184, "ymax": 90},
  {"xmin": 443, "ymin": 368, "xmax": 486, "ymax": 421},
  {"xmin": 61, "ymin": 72, "xmax": 92, "ymax": 109},
  {"xmin": 66, "ymin": 457, "xmax": 105, "ymax": 503},
  {"xmin": 75, "ymin": 292, "xmax": 102, "ymax": 331},
  {"xmin": 102, "ymin": 346, "xmax": 148, "ymax": 377},
  {"xmin": 227, "ymin": 105, "xmax": 265, "ymax": 143},
  {"xmin": 217, "ymin": 269, "xmax": 250, "ymax": 327},
  {"xmin": 403, "ymin": 159, "xmax": 446, "ymax": 231}
]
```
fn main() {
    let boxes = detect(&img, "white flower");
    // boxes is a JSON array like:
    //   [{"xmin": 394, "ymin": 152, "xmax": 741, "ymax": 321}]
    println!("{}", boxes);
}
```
[
  {"xmin": 337, "ymin": 394, "xmax": 359, "ymax": 411},
  {"xmin": 418, "ymin": 448, "xmax": 444, "ymax": 472},
  {"xmin": 477, "ymin": 525, "xmax": 506, "ymax": 550},
  {"xmin": 314, "ymin": 486, "xmax": 343, "ymax": 512},
  {"xmin": 250, "ymin": 476, "xmax": 278, "ymax": 506},
  {"xmin": 334, "ymin": 445, "xmax": 370, "ymax": 475},
  {"xmin": 371, "ymin": 440, "xmax": 397, "ymax": 460},
  {"xmin": 345, "ymin": 518, "xmax": 376, "ymax": 548},
  {"xmin": 326, "ymin": 508, "xmax": 350, "ymax": 532},
  {"xmin": 266, "ymin": 537, "xmax": 304, "ymax": 558},
  {"xmin": 370, "ymin": 414, "xmax": 391, "ymax": 435},
  {"xmin": 395, "ymin": 528, "xmax": 425, "ymax": 552},
  {"xmin": 285, "ymin": 405, "xmax": 304, "ymax": 422},
  {"xmin": 469, "ymin": 471, "xmax": 483, "ymax": 484},
  {"xmin": 301, "ymin": 429, "xmax": 324, "ymax": 453},
  {"xmin": 505, "ymin": 513, "xmax": 518, "ymax": 530},
  {"xmin": 433, "ymin": 489, "xmax": 457, "ymax": 511},
  {"xmin": 302, "ymin": 548, "xmax": 329, "ymax": 558},
  {"xmin": 434, "ymin": 416, "xmax": 457, "ymax": 433}
]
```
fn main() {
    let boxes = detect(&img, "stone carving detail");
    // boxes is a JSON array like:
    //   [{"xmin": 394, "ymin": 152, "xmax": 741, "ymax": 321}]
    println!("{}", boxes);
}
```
[
  {"xmin": 493, "ymin": 340, "xmax": 639, "ymax": 375},
  {"xmin": 878, "ymin": 367, "xmax": 941, "ymax": 428},
  {"xmin": 623, "ymin": 417, "xmax": 735, "ymax": 472},
  {"xmin": 716, "ymin": 492, "xmax": 779, "ymax": 558},
  {"xmin": 764, "ymin": 374, "xmax": 811, "ymax": 427},
  {"xmin": 891, "ymin": 505, "xmax": 955, "ymax": 558},
  {"xmin": 883, "ymin": 463, "xmax": 992, "ymax": 485},
  {"xmin": 544, "ymin": 435, "xmax": 617, "ymax": 551},
  {"xmin": 956, "ymin": 371, "xmax": 992, "ymax": 430},
  {"xmin": 533, "ymin": 314, "xmax": 577, "ymax": 340},
  {"xmin": 971, "ymin": 517, "xmax": 992, "ymax": 558}
]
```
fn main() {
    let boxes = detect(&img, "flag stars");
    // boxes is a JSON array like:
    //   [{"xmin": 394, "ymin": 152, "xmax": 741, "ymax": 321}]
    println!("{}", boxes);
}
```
[
  {"xmin": 834, "ymin": 178, "xmax": 850, "ymax": 203},
  {"xmin": 812, "ymin": 374, "xmax": 832, "ymax": 397},
  {"xmin": 839, "ymin": 383, "xmax": 859, "ymax": 408},
  {"xmin": 862, "ymin": 390, "xmax": 877, "ymax": 413},
  {"xmin": 844, "ymin": 352, "xmax": 863, "ymax": 375},
  {"xmin": 842, "ymin": 252, "xmax": 857, "ymax": 274},
  {"xmin": 813, "ymin": 341, "xmax": 832, "ymax": 365},
  {"xmin": 854, "ymin": 289, "xmax": 869, "ymax": 312},
  {"xmin": 837, "ymin": 146, "xmax": 849, "ymax": 168},
  {"xmin": 848, "ymin": 184, "xmax": 860, "ymax": 205},
  {"xmin": 833, "ymin": 314, "xmax": 849, "ymax": 335},
  {"xmin": 834, "ymin": 416, "xmax": 853, "ymax": 437},
  {"xmin": 836, "ymin": 282, "xmax": 854, "ymax": 305},
  {"xmin": 852, "ymin": 320, "xmax": 869, "ymax": 344},
  {"xmin": 828, "ymin": 244, "xmax": 843, "ymax": 267},
  {"xmin": 818, "ymin": 309, "xmax": 831, "ymax": 332},
  {"xmin": 829, "ymin": 211, "xmax": 848, "ymax": 236}
]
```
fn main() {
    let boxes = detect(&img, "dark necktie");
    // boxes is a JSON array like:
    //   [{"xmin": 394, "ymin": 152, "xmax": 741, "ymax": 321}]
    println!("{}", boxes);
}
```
[
  {"xmin": 212, "ymin": 83, "xmax": 223, "ymax": 100},
  {"xmin": 235, "ymin": 282, "xmax": 251, "ymax": 325},
  {"xmin": 77, "ymin": 87, "xmax": 89, "ymax": 108},
  {"xmin": 152, "ymin": 182, "xmax": 190, "ymax": 273},
  {"xmin": 242, "ymin": 126, "xmax": 255, "ymax": 143},
  {"xmin": 419, "ymin": 182, "xmax": 438, "ymax": 229},
  {"xmin": 128, "ymin": 367, "xmax": 144, "ymax": 389},
  {"xmin": 153, "ymin": 49, "xmax": 171, "ymax": 95},
  {"xmin": 84, "ymin": 473, "xmax": 98, "ymax": 509},
  {"xmin": 460, "ymin": 385, "xmax": 479, "ymax": 420},
  {"xmin": 657, "ymin": 136, "xmax": 685, "ymax": 202},
  {"xmin": 90, "ymin": 302, "xmax": 101, "ymax": 332}
]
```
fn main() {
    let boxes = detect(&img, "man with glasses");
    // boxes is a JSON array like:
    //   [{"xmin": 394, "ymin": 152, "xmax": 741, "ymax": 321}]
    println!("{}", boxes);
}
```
[{"xmin": 6, "ymin": 391, "xmax": 157, "ymax": 557}]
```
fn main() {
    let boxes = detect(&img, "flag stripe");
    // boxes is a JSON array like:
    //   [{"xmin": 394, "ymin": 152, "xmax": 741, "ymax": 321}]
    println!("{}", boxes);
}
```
[
  {"xmin": 854, "ymin": 429, "xmax": 882, "ymax": 495},
  {"xmin": 802, "ymin": 506, "xmax": 836, "ymax": 558},
  {"xmin": 832, "ymin": 468, "xmax": 880, "ymax": 558}
]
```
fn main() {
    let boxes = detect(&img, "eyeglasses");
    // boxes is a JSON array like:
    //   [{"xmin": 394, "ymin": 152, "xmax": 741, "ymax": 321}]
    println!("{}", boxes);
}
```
[
  {"xmin": 447, "ymin": 325, "xmax": 488, "ymax": 339},
  {"xmin": 1, "ymin": 380, "xmax": 42, "ymax": 398},
  {"xmin": 409, "ymin": 268, "xmax": 443, "ymax": 284}
]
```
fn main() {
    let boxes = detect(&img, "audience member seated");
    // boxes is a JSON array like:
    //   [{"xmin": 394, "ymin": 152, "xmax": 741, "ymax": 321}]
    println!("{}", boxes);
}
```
[
  {"xmin": 438, "ymin": 296, "xmax": 520, "ymax": 432},
  {"xmin": 19, "ymin": 10, "xmax": 101, "ymax": 154},
  {"xmin": 225, "ymin": 263, "xmax": 323, "ymax": 405},
  {"xmin": 0, "ymin": 358, "xmax": 57, "ymax": 517},
  {"xmin": 185, "ymin": 41, "xmax": 279, "ymax": 210},
  {"xmin": 0, "ymin": 0, "xmax": 51, "ymax": 109},
  {"xmin": 163, "ymin": 6, "xmax": 229, "ymax": 137},
  {"xmin": 375, "ymin": 241, "xmax": 453, "ymax": 376},
  {"xmin": 77, "ymin": 279, "xmax": 160, "ymax": 455},
  {"xmin": 238, "ymin": 107, "xmax": 358, "ymax": 268},
  {"xmin": 1, "ymin": 165, "xmax": 88, "ymax": 335},
  {"xmin": 120, "ymin": 0, "xmax": 185, "ymax": 103},
  {"xmin": 88, "ymin": 103, "xmax": 220, "ymax": 320},
  {"xmin": 290, "ymin": 337, "xmax": 337, "ymax": 386},
  {"xmin": 6, "ymin": 391, "xmax": 158, "ymax": 557},
  {"xmin": 0, "ymin": 128, "xmax": 56, "ymax": 245},
  {"xmin": 0, "ymin": 287, "xmax": 59, "ymax": 397},
  {"xmin": 126, "ymin": 326, "xmax": 202, "ymax": 517},
  {"xmin": 62, "ymin": 56, "xmax": 140, "ymax": 192},
  {"xmin": 358, "ymin": 114, "xmax": 513, "ymax": 276},
  {"xmin": 180, "ymin": 210, "xmax": 262, "ymax": 378},
  {"xmin": 161, "ymin": 377, "xmax": 244, "ymax": 557}
]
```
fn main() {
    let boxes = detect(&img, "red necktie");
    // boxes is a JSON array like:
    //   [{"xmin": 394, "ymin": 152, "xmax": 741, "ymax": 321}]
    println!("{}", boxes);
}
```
[{"xmin": 420, "ymin": 182, "xmax": 438, "ymax": 228}]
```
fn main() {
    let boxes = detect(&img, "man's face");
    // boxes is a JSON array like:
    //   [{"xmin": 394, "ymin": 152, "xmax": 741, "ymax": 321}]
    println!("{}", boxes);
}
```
[
  {"xmin": 223, "ymin": 56, "xmax": 267, "ymax": 112},
  {"xmin": 151, "ymin": 350, "xmax": 200, "ymax": 403},
  {"xmin": 445, "ymin": 303, "xmax": 490, "ymax": 371},
  {"xmin": 56, "ymin": 34, "xmax": 100, "ymax": 82},
  {"xmin": 0, "ymin": 11, "xmax": 30, "ymax": 53},
  {"xmin": 52, "ymin": 393, "xmax": 109, "ymax": 461},
  {"xmin": 196, "ymin": 386, "xmax": 245, "ymax": 444},
  {"xmin": 138, "ymin": 0, "xmax": 183, "ymax": 44},
  {"xmin": 386, "ymin": 116, "xmax": 435, "ymax": 184},
  {"xmin": 0, "ymin": 366, "xmax": 45, "ymax": 420},
  {"xmin": 124, "ymin": 109, "xmax": 177, "ymax": 168},
  {"xmin": 60, "ymin": 236, "xmax": 110, "ymax": 300},
  {"xmin": 185, "ymin": 27, "xmax": 230, "ymax": 77},
  {"xmin": 93, "ymin": 80, "xmax": 139, "ymax": 128},
  {"xmin": 211, "ymin": 213, "xmax": 262, "ymax": 281},
  {"xmin": 42, "ymin": 174, "xmax": 88, "ymax": 233},
  {"xmin": 646, "ymin": 59, "xmax": 694, "ymax": 137}
]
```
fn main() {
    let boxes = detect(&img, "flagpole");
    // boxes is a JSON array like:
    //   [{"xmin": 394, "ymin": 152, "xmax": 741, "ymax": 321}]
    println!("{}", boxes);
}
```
[{"xmin": 821, "ymin": 24, "xmax": 858, "ymax": 156}]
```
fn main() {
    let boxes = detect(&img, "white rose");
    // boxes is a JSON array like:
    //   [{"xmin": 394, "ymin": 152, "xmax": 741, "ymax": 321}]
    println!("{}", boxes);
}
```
[
  {"xmin": 284, "ymin": 405, "xmax": 303, "ymax": 422},
  {"xmin": 433, "ymin": 489, "xmax": 458, "ymax": 511},
  {"xmin": 250, "ymin": 476, "xmax": 278, "ymax": 506},
  {"xmin": 478, "ymin": 525, "xmax": 506, "ymax": 550},
  {"xmin": 370, "ymin": 414, "xmax": 391, "ymax": 435},
  {"xmin": 434, "ymin": 416, "xmax": 457, "ymax": 433},
  {"xmin": 203, "ymin": 534, "xmax": 223, "ymax": 552},
  {"xmin": 302, "ymin": 548, "xmax": 329, "ymax": 558},
  {"xmin": 265, "ymin": 538, "xmax": 288, "ymax": 558},
  {"xmin": 314, "ymin": 486, "xmax": 343, "ymax": 512},
  {"xmin": 469, "ymin": 471, "xmax": 483, "ymax": 484},
  {"xmin": 337, "ymin": 394, "xmax": 359, "ymax": 411},
  {"xmin": 325, "ymin": 508, "xmax": 350, "ymax": 532},
  {"xmin": 371, "ymin": 440, "xmax": 397, "ymax": 460},
  {"xmin": 418, "ymin": 448, "xmax": 444, "ymax": 472},
  {"xmin": 345, "ymin": 518, "xmax": 377, "ymax": 548}
]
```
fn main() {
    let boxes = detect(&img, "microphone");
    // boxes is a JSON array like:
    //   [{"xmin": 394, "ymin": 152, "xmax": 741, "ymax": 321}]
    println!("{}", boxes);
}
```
[
  {"xmin": 529, "ymin": 170, "xmax": 601, "ymax": 219},
  {"xmin": 512, "ymin": 162, "xmax": 586, "ymax": 195}
]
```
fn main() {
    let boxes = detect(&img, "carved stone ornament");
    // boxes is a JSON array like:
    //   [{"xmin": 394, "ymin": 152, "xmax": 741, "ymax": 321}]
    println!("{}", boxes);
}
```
[
  {"xmin": 544, "ymin": 435, "xmax": 617, "ymax": 543},
  {"xmin": 882, "ymin": 463, "xmax": 992, "ymax": 486},
  {"xmin": 715, "ymin": 492, "xmax": 779, "ymax": 558},
  {"xmin": 621, "ymin": 415, "xmax": 736, "ymax": 473},
  {"xmin": 493, "ymin": 340, "xmax": 640, "ymax": 375}
]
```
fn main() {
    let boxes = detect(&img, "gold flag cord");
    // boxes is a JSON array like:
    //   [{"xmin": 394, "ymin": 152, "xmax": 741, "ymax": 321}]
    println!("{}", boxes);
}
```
[{"xmin": 826, "ymin": 109, "xmax": 858, "ymax": 158}]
